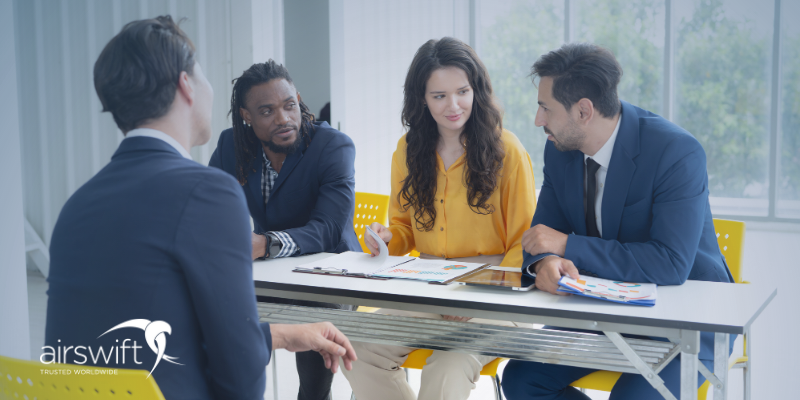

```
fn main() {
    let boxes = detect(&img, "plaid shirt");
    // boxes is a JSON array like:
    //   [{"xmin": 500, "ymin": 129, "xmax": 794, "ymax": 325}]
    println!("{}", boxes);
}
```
[{"xmin": 262, "ymin": 151, "xmax": 299, "ymax": 257}]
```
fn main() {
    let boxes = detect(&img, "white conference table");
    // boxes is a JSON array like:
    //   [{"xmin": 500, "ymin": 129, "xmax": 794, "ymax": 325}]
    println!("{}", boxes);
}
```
[{"xmin": 253, "ymin": 253, "xmax": 776, "ymax": 400}]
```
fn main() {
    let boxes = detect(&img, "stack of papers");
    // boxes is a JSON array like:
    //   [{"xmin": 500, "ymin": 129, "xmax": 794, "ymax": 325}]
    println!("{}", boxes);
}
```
[{"xmin": 558, "ymin": 275, "xmax": 657, "ymax": 306}]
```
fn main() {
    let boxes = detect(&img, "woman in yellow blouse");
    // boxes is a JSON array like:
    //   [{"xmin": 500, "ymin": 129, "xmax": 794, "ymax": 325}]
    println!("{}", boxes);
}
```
[{"xmin": 340, "ymin": 37, "xmax": 536, "ymax": 400}]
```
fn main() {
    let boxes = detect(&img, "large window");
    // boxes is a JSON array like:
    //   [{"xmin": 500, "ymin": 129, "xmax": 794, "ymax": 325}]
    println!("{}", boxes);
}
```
[
  {"xmin": 574, "ymin": 0, "xmax": 665, "ymax": 115},
  {"xmin": 778, "ymin": 0, "xmax": 800, "ymax": 218},
  {"xmin": 479, "ymin": 0, "xmax": 564, "ymax": 188},
  {"xmin": 478, "ymin": 0, "xmax": 797, "ymax": 223},
  {"xmin": 674, "ymin": 0, "xmax": 773, "ymax": 216}
]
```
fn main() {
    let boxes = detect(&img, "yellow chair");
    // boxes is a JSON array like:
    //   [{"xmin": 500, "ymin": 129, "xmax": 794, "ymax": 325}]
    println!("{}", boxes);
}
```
[
  {"xmin": 570, "ymin": 218, "xmax": 747, "ymax": 399},
  {"xmin": 401, "ymin": 349, "xmax": 506, "ymax": 400},
  {"xmin": 353, "ymin": 192, "xmax": 420, "ymax": 257},
  {"xmin": 353, "ymin": 307, "xmax": 506, "ymax": 400},
  {"xmin": 354, "ymin": 192, "xmax": 390, "ymax": 253},
  {"xmin": 0, "ymin": 354, "xmax": 164, "ymax": 399}
]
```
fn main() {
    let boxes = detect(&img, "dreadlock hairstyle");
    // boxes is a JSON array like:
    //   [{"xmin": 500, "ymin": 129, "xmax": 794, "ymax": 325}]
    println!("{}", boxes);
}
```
[
  {"xmin": 399, "ymin": 37, "xmax": 505, "ymax": 232},
  {"xmin": 229, "ymin": 60, "xmax": 316, "ymax": 185}
]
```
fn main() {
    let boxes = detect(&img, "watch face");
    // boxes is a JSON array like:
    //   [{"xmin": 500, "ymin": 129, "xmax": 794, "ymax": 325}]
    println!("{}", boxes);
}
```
[{"xmin": 268, "ymin": 234, "xmax": 282, "ymax": 258}]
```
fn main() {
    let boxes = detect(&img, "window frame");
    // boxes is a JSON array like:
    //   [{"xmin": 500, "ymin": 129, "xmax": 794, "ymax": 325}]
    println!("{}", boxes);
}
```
[{"xmin": 472, "ymin": 0, "xmax": 798, "ymax": 224}]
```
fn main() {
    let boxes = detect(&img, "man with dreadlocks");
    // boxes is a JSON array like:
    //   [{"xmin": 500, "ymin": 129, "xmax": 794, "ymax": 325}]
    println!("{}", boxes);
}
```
[{"xmin": 209, "ymin": 60, "xmax": 361, "ymax": 400}]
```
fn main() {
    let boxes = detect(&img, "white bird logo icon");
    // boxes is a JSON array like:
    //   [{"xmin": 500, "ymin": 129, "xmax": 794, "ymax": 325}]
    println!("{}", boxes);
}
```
[{"xmin": 99, "ymin": 319, "xmax": 183, "ymax": 377}]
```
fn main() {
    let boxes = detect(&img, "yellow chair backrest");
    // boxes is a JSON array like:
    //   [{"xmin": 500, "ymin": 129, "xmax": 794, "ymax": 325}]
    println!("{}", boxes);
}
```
[
  {"xmin": 712, "ymin": 218, "xmax": 745, "ymax": 284},
  {"xmin": 0, "ymin": 355, "xmax": 165, "ymax": 400},
  {"xmin": 354, "ymin": 192, "xmax": 390, "ymax": 253}
]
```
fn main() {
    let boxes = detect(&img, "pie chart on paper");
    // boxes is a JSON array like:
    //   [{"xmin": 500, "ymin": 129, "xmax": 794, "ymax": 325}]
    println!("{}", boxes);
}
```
[{"xmin": 443, "ymin": 265, "xmax": 468, "ymax": 270}]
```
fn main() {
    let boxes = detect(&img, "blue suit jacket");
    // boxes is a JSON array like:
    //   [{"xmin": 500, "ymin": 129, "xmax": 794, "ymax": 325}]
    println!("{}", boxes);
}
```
[
  {"xmin": 209, "ymin": 121, "xmax": 361, "ymax": 255},
  {"xmin": 524, "ymin": 101, "xmax": 734, "ymax": 360},
  {"xmin": 46, "ymin": 137, "xmax": 271, "ymax": 399}
]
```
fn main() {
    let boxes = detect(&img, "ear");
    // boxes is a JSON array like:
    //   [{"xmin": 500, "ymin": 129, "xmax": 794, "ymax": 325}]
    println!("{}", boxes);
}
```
[
  {"xmin": 176, "ymin": 71, "xmax": 194, "ymax": 106},
  {"xmin": 239, "ymin": 107, "xmax": 251, "ymax": 125},
  {"xmin": 576, "ymin": 98, "xmax": 594, "ymax": 125},
  {"xmin": 296, "ymin": 91, "xmax": 303, "ymax": 104}
]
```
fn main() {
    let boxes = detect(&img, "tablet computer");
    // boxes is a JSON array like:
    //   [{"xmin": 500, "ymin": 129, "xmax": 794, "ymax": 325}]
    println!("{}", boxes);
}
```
[{"xmin": 454, "ymin": 268, "xmax": 535, "ymax": 291}]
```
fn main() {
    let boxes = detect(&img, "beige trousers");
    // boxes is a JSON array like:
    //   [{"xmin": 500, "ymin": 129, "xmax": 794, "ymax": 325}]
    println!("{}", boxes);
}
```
[{"xmin": 342, "ymin": 254, "xmax": 521, "ymax": 400}]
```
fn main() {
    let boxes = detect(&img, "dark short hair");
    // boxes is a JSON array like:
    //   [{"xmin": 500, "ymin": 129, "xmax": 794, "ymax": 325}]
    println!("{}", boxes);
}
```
[
  {"xmin": 94, "ymin": 16, "xmax": 196, "ymax": 133},
  {"xmin": 531, "ymin": 43, "xmax": 622, "ymax": 118}
]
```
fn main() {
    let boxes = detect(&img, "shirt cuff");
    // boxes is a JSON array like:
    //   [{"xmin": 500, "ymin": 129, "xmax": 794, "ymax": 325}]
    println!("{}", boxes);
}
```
[
  {"xmin": 523, "ymin": 253, "xmax": 559, "ymax": 277},
  {"xmin": 269, "ymin": 231, "xmax": 300, "ymax": 258}
]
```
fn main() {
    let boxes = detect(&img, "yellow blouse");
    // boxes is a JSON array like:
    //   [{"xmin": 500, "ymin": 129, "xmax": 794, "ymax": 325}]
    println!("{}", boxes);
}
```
[{"xmin": 387, "ymin": 130, "xmax": 537, "ymax": 268}]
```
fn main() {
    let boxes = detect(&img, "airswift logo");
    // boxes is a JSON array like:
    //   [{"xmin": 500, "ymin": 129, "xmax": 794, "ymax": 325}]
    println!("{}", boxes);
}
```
[{"xmin": 42, "ymin": 319, "xmax": 183, "ymax": 378}]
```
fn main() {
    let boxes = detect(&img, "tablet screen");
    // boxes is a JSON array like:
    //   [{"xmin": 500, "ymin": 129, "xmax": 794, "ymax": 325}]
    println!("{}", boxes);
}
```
[{"xmin": 454, "ymin": 269, "xmax": 535, "ymax": 291}]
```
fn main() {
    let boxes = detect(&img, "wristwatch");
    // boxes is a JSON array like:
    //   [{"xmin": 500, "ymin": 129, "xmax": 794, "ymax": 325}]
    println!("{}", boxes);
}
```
[{"xmin": 265, "ymin": 232, "xmax": 283, "ymax": 259}]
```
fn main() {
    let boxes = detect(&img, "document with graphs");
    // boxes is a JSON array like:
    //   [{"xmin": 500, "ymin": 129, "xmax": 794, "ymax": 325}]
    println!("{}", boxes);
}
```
[
  {"xmin": 293, "ymin": 226, "xmax": 490, "ymax": 283},
  {"xmin": 557, "ymin": 275, "xmax": 658, "ymax": 306},
  {"xmin": 294, "ymin": 252, "xmax": 489, "ymax": 283}
]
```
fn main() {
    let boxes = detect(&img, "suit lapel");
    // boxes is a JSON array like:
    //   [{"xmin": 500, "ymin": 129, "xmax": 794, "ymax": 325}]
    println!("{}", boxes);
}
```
[
  {"xmin": 601, "ymin": 101, "xmax": 640, "ymax": 240},
  {"xmin": 270, "ymin": 138, "xmax": 307, "ymax": 195},
  {"xmin": 565, "ymin": 152, "xmax": 587, "ymax": 236}
]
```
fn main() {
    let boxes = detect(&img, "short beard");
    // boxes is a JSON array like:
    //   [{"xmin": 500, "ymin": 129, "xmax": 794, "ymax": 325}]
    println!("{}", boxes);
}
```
[
  {"xmin": 546, "ymin": 119, "xmax": 585, "ymax": 152},
  {"xmin": 262, "ymin": 136, "xmax": 300, "ymax": 155}
]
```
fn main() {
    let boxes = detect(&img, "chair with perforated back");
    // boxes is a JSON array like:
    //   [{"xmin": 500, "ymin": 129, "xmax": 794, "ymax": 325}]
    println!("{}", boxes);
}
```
[
  {"xmin": 569, "ymin": 218, "xmax": 747, "ymax": 399},
  {"xmin": 354, "ymin": 192, "xmax": 423, "ymax": 257},
  {"xmin": 0, "ymin": 354, "xmax": 165, "ymax": 400},
  {"xmin": 351, "ymin": 307, "xmax": 506, "ymax": 400},
  {"xmin": 354, "ymin": 192, "xmax": 390, "ymax": 253}
]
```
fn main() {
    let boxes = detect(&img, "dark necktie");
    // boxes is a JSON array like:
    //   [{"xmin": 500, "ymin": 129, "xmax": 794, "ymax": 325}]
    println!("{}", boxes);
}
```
[{"xmin": 585, "ymin": 158, "xmax": 601, "ymax": 238}]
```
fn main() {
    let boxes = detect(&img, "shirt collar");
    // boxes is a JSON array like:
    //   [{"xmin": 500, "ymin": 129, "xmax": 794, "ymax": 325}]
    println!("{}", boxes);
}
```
[
  {"xmin": 584, "ymin": 114, "xmax": 622, "ymax": 168},
  {"xmin": 125, "ymin": 128, "xmax": 193, "ymax": 160}
]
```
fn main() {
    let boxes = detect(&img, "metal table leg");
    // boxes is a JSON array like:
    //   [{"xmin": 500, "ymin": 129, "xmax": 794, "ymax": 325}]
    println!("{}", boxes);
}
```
[
  {"xmin": 680, "ymin": 330, "xmax": 700, "ymax": 400},
  {"xmin": 604, "ymin": 331, "xmax": 677, "ymax": 400},
  {"xmin": 744, "ymin": 327, "xmax": 751, "ymax": 400},
  {"xmin": 272, "ymin": 349, "xmax": 279, "ymax": 400},
  {"xmin": 713, "ymin": 332, "xmax": 729, "ymax": 399}
]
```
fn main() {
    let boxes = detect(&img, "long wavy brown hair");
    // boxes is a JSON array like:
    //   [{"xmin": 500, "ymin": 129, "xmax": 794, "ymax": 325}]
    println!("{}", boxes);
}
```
[{"xmin": 400, "ymin": 37, "xmax": 504, "ymax": 232}]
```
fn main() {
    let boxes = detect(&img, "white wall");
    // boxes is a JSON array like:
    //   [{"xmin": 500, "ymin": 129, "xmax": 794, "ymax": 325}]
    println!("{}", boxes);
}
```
[
  {"xmin": 13, "ymin": 0, "xmax": 283, "ymax": 263},
  {"xmin": 285, "ymin": 0, "xmax": 330, "ymax": 117},
  {"xmin": 330, "ymin": 0, "xmax": 471, "ymax": 195},
  {"xmin": 0, "ymin": 0, "xmax": 31, "ymax": 360}
]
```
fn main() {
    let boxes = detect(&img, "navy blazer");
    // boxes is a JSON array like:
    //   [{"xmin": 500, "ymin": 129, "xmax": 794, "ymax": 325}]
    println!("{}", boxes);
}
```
[
  {"xmin": 46, "ymin": 137, "xmax": 272, "ymax": 399},
  {"xmin": 209, "ymin": 121, "xmax": 361, "ymax": 255},
  {"xmin": 524, "ymin": 101, "xmax": 734, "ymax": 360}
]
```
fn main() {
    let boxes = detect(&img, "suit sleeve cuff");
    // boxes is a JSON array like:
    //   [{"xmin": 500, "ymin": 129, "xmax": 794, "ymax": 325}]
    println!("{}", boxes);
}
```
[
  {"xmin": 270, "ymin": 231, "xmax": 300, "ymax": 258},
  {"xmin": 522, "ymin": 252, "xmax": 558, "ymax": 277}
]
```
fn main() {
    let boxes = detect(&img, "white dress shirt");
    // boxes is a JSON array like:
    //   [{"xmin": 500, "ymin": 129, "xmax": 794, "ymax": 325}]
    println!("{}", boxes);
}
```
[
  {"xmin": 526, "ymin": 116, "xmax": 623, "ymax": 276},
  {"xmin": 583, "ymin": 115, "xmax": 622, "ymax": 237},
  {"xmin": 125, "ymin": 128, "xmax": 193, "ymax": 160}
]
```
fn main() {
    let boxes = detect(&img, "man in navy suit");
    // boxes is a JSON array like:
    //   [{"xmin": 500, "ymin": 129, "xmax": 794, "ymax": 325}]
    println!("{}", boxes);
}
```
[
  {"xmin": 208, "ymin": 61, "xmax": 361, "ymax": 400},
  {"xmin": 501, "ymin": 43, "xmax": 734, "ymax": 399},
  {"xmin": 45, "ymin": 16, "xmax": 355, "ymax": 400}
]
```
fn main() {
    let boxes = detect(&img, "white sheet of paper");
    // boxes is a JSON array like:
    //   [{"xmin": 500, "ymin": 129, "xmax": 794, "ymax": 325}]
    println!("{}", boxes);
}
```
[
  {"xmin": 371, "ymin": 259, "xmax": 489, "ymax": 282},
  {"xmin": 294, "ymin": 226, "xmax": 413, "ymax": 276},
  {"xmin": 365, "ymin": 225, "xmax": 389, "ymax": 265}
]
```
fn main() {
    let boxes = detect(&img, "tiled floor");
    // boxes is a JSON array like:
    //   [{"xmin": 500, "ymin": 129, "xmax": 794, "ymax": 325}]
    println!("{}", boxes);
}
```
[{"xmin": 28, "ymin": 227, "xmax": 798, "ymax": 399}]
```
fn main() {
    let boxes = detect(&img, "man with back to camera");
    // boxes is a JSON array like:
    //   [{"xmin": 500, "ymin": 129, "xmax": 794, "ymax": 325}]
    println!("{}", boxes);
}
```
[
  {"xmin": 208, "ymin": 60, "xmax": 361, "ymax": 400},
  {"xmin": 500, "ymin": 43, "xmax": 735, "ymax": 399},
  {"xmin": 44, "ymin": 16, "xmax": 356, "ymax": 400}
]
